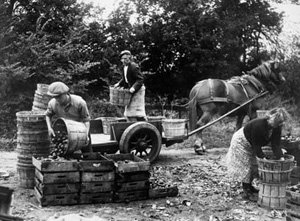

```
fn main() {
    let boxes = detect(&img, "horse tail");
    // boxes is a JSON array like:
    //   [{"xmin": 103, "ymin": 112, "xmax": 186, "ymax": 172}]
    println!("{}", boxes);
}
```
[{"xmin": 188, "ymin": 82, "xmax": 204, "ymax": 131}]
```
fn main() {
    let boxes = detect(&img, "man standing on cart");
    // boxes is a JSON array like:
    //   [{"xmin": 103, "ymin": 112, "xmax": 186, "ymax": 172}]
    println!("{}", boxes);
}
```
[{"xmin": 114, "ymin": 50, "xmax": 147, "ymax": 122}]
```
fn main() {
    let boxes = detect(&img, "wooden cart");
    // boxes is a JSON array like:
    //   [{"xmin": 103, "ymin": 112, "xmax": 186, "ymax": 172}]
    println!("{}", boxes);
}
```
[{"xmin": 90, "ymin": 118, "xmax": 187, "ymax": 163}]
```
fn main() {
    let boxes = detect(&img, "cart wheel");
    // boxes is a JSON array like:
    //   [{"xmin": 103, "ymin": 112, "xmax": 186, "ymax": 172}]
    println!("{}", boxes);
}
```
[{"xmin": 119, "ymin": 122, "xmax": 162, "ymax": 163}]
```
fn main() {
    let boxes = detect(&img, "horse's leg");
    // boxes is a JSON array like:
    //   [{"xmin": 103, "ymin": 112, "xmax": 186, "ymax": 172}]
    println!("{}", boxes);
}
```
[{"xmin": 194, "ymin": 107, "xmax": 215, "ymax": 155}]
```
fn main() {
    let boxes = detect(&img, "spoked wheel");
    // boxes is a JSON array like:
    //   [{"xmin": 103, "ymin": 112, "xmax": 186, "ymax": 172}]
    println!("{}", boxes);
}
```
[{"xmin": 119, "ymin": 122, "xmax": 162, "ymax": 163}]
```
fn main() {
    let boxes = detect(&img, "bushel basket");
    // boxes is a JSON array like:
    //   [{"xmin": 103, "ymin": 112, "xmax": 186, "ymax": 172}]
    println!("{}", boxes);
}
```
[
  {"xmin": 109, "ymin": 86, "xmax": 132, "ymax": 106},
  {"xmin": 162, "ymin": 119, "xmax": 187, "ymax": 138},
  {"xmin": 256, "ymin": 154, "xmax": 295, "ymax": 183}
]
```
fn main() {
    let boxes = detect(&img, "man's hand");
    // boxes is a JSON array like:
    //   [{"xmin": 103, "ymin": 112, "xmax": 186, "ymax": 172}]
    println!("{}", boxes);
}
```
[
  {"xmin": 129, "ymin": 87, "xmax": 135, "ymax": 93},
  {"xmin": 114, "ymin": 83, "xmax": 119, "ymax": 88},
  {"xmin": 48, "ymin": 128, "xmax": 55, "ymax": 138},
  {"xmin": 85, "ymin": 135, "xmax": 90, "ymax": 146}
]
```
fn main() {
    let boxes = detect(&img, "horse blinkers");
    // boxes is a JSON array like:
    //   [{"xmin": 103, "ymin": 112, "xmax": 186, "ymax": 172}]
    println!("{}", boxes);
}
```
[{"xmin": 270, "ymin": 61, "xmax": 286, "ymax": 83}]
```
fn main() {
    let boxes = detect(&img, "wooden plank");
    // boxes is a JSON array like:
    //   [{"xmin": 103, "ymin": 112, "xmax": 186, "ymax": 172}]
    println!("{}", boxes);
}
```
[
  {"xmin": 113, "ymin": 190, "xmax": 149, "ymax": 203},
  {"xmin": 115, "ymin": 180, "xmax": 150, "ymax": 192},
  {"xmin": 116, "ymin": 171, "xmax": 150, "ymax": 182},
  {"xmin": 149, "ymin": 186, "xmax": 179, "ymax": 199},
  {"xmin": 35, "ymin": 177, "xmax": 79, "ymax": 195},
  {"xmin": 34, "ymin": 187, "xmax": 79, "ymax": 207},
  {"xmin": 35, "ymin": 169, "xmax": 80, "ymax": 184},
  {"xmin": 104, "ymin": 153, "xmax": 150, "ymax": 173},
  {"xmin": 32, "ymin": 155, "xmax": 78, "ymax": 172},
  {"xmin": 81, "ymin": 171, "xmax": 115, "ymax": 182},
  {"xmin": 90, "ymin": 134, "xmax": 117, "ymax": 146},
  {"xmin": 79, "ymin": 192, "xmax": 113, "ymax": 204},
  {"xmin": 76, "ymin": 153, "xmax": 115, "ymax": 172},
  {"xmin": 80, "ymin": 182, "xmax": 114, "ymax": 193}
]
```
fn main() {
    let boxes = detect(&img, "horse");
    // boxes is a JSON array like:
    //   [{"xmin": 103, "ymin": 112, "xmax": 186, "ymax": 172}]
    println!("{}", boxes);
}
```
[{"xmin": 188, "ymin": 60, "xmax": 286, "ymax": 154}]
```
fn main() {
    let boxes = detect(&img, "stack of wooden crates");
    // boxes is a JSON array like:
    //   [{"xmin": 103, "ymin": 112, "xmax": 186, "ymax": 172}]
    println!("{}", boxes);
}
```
[
  {"xmin": 33, "ymin": 153, "xmax": 173, "ymax": 206},
  {"xmin": 105, "ymin": 154, "xmax": 150, "ymax": 203}
]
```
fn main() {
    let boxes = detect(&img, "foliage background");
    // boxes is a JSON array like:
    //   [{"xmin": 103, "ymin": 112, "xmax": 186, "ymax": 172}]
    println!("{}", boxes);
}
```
[{"xmin": 1, "ymin": 0, "xmax": 300, "ymax": 148}]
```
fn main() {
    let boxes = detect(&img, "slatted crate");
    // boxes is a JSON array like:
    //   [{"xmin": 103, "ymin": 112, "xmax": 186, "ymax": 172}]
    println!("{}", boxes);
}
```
[
  {"xmin": 75, "ymin": 153, "xmax": 115, "ymax": 204},
  {"xmin": 113, "ymin": 190, "xmax": 149, "ymax": 203},
  {"xmin": 105, "ymin": 154, "xmax": 151, "ymax": 202},
  {"xmin": 116, "ymin": 171, "xmax": 150, "ymax": 183},
  {"xmin": 32, "ymin": 155, "xmax": 80, "ymax": 206},
  {"xmin": 115, "ymin": 180, "xmax": 150, "ymax": 192},
  {"xmin": 149, "ymin": 185, "xmax": 179, "ymax": 199},
  {"xmin": 35, "ymin": 177, "xmax": 80, "ymax": 195},
  {"xmin": 79, "ymin": 192, "xmax": 113, "ymax": 204},
  {"xmin": 34, "ymin": 187, "xmax": 79, "ymax": 207},
  {"xmin": 104, "ymin": 153, "xmax": 150, "ymax": 173}
]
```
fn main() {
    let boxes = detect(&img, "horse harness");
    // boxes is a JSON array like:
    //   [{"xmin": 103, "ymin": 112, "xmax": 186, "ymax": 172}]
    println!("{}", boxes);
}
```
[{"xmin": 199, "ymin": 75, "xmax": 266, "ymax": 106}]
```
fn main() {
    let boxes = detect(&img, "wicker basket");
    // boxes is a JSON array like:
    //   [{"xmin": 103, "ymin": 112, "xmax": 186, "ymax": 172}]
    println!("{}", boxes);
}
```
[
  {"xmin": 147, "ymin": 116, "xmax": 166, "ymax": 122},
  {"xmin": 162, "ymin": 119, "xmax": 187, "ymax": 138},
  {"xmin": 109, "ymin": 86, "xmax": 131, "ymax": 106}
]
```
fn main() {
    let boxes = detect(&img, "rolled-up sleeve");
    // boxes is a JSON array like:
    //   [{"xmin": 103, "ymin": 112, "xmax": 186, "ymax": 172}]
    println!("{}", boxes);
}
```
[{"xmin": 79, "ymin": 100, "xmax": 91, "ymax": 122}]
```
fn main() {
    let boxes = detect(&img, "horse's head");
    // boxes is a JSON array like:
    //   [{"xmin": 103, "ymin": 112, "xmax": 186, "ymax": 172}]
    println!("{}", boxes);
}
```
[
  {"xmin": 247, "ymin": 60, "xmax": 285, "ymax": 93},
  {"xmin": 268, "ymin": 60, "xmax": 286, "ymax": 84}
]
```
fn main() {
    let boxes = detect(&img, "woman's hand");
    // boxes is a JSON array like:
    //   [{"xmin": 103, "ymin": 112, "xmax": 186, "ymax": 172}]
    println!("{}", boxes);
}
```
[{"xmin": 279, "ymin": 157, "xmax": 285, "ymax": 161}]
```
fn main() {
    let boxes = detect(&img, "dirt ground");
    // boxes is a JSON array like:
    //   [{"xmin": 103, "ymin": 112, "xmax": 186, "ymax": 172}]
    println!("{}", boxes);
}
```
[{"xmin": 0, "ymin": 141, "xmax": 288, "ymax": 221}]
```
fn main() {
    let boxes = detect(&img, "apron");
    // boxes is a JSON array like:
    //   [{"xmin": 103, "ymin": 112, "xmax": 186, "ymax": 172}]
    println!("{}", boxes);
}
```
[
  {"xmin": 222, "ymin": 127, "xmax": 258, "ymax": 183},
  {"xmin": 124, "ymin": 85, "xmax": 146, "ymax": 118}
]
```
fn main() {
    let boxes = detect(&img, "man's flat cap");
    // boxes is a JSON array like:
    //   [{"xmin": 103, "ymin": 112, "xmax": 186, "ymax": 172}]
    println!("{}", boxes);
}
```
[
  {"xmin": 47, "ymin": 82, "xmax": 69, "ymax": 97},
  {"xmin": 119, "ymin": 50, "xmax": 131, "ymax": 58}
]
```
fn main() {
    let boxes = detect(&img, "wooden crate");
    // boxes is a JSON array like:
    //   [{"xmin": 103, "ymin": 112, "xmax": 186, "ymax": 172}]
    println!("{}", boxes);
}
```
[
  {"xmin": 104, "ymin": 153, "xmax": 150, "ymax": 173},
  {"xmin": 74, "ymin": 152, "xmax": 115, "ymax": 172},
  {"xmin": 149, "ymin": 185, "xmax": 179, "ymax": 199},
  {"xmin": 79, "ymin": 192, "xmax": 113, "ymax": 204},
  {"xmin": 32, "ymin": 155, "xmax": 78, "ymax": 172},
  {"xmin": 115, "ymin": 180, "xmax": 150, "ymax": 192},
  {"xmin": 35, "ymin": 169, "xmax": 80, "ymax": 184},
  {"xmin": 35, "ymin": 177, "xmax": 79, "ymax": 195},
  {"xmin": 34, "ymin": 187, "xmax": 79, "ymax": 207},
  {"xmin": 81, "ymin": 181, "xmax": 114, "ymax": 193},
  {"xmin": 286, "ymin": 186, "xmax": 300, "ymax": 205},
  {"xmin": 81, "ymin": 171, "xmax": 115, "ymax": 182},
  {"xmin": 291, "ymin": 166, "xmax": 300, "ymax": 185},
  {"xmin": 116, "ymin": 171, "xmax": 150, "ymax": 182},
  {"xmin": 113, "ymin": 190, "xmax": 149, "ymax": 203}
]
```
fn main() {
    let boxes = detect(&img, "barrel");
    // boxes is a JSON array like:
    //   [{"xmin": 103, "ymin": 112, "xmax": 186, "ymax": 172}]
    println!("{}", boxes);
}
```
[
  {"xmin": 257, "ymin": 154, "xmax": 295, "ymax": 183},
  {"xmin": 16, "ymin": 111, "xmax": 50, "ymax": 189},
  {"xmin": 52, "ymin": 118, "xmax": 88, "ymax": 156},
  {"xmin": 258, "ymin": 182, "xmax": 287, "ymax": 210},
  {"xmin": 32, "ymin": 84, "xmax": 52, "ymax": 111},
  {"xmin": 109, "ymin": 86, "xmax": 131, "ymax": 106},
  {"xmin": 286, "ymin": 185, "xmax": 300, "ymax": 221}
]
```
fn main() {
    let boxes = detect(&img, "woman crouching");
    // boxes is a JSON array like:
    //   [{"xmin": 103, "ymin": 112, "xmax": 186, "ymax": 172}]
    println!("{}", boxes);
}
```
[{"xmin": 223, "ymin": 107, "xmax": 291, "ymax": 201}]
